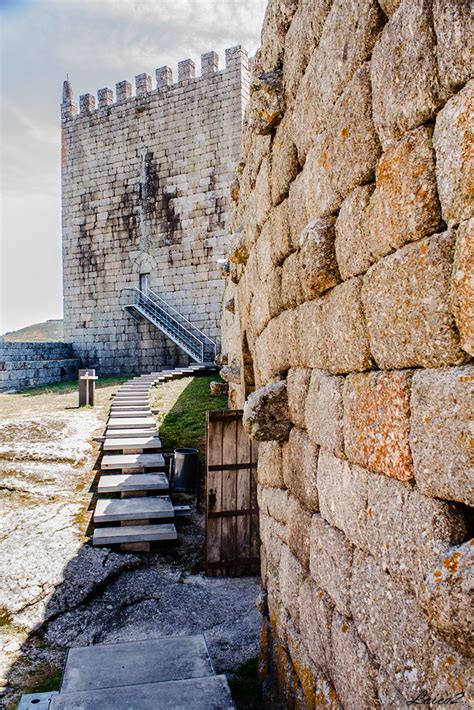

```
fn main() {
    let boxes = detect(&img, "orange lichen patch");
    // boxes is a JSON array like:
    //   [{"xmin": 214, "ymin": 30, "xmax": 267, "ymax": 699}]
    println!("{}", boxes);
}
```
[
  {"xmin": 341, "ymin": 622, "xmax": 349, "ymax": 633},
  {"xmin": 443, "ymin": 551, "xmax": 461, "ymax": 574},
  {"xmin": 341, "ymin": 127, "xmax": 350, "ymax": 140},
  {"xmin": 433, "ymin": 569, "xmax": 443, "ymax": 581}
]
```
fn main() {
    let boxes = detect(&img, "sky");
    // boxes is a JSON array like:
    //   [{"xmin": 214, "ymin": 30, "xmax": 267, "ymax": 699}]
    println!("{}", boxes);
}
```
[{"xmin": 0, "ymin": 0, "xmax": 266, "ymax": 334}]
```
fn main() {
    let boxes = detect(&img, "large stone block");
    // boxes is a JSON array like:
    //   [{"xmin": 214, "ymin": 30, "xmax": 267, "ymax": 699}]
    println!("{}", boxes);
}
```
[
  {"xmin": 335, "ymin": 184, "xmax": 375, "ymax": 280},
  {"xmin": 287, "ymin": 170, "xmax": 309, "ymax": 248},
  {"xmin": 298, "ymin": 577, "xmax": 334, "ymax": 676},
  {"xmin": 330, "ymin": 613, "xmax": 380, "ymax": 710},
  {"xmin": 287, "ymin": 367, "xmax": 311, "ymax": 429},
  {"xmin": 279, "ymin": 543, "xmax": 305, "ymax": 626},
  {"xmin": 366, "ymin": 474, "xmax": 468, "ymax": 594},
  {"xmin": 433, "ymin": 81, "xmax": 474, "ymax": 227},
  {"xmin": 258, "ymin": 440, "xmax": 285, "ymax": 488},
  {"xmin": 287, "ymin": 494, "xmax": 312, "ymax": 569},
  {"xmin": 310, "ymin": 514, "xmax": 354, "ymax": 617},
  {"xmin": 369, "ymin": 126, "xmax": 442, "ymax": 261},
  {"xmin": 258, "ymin": 485, "xmax": 290, "ymax": 525},
  {"xmin": 281, "ymin": 251, "xmax": 304, "ymax": 309},
  {"xmin": 243, "ymin": 380, "xmax": 292, "ymax": 442},
  {"xmin": 304, "ymin": 370, "xmax": 344, "ymax": 457},
  {"xmin": 322, "ymin": 277, "xmax": 374, "ymax": 374},
  {"xmin": 254, "ymin": 309, "xmax": 298, "ymax": 383},
  {"xmin": 419, "ymin": 539, "xmax": 474, "ymax": 657},
  {"xmin": 298, "ymin": 217, "xmax": 340, "ymax": 300},
  {"xmin": 350, "ymin": 551, "xmax": 471, "ymax": 702},
  {"xmin": 343, "ymin": 370, "xmax": 414, "ymax": 482},
  {"xmin": 269, "ymin": 199, "xmax": 292, "ymax": 266},
  {"xmin": 317, "ymin": 450, "xmax": 368, "ymax": 550},
  {"xmin": 433, "ymin": 0, "xmax": 473, "ymax": 95},
  {"xmin": 283, "ymin": 427, "xmax": 319, "ymax": 512},
  {"xmin": 328, "ymin": 63, "xmax": 381, "ymax": 199},
  {"xmin": 452, "ymin": 219, "xmax": 474, "ymax": 356},
  {"xmin": 296, "ymin": 300, "xmax": 327, "ymax": 371},
  {"xmin": 271, "ymin": 120, "xmax": 299, "ymax": 206},
  {"xmin": 410, "ymin": 365, "xmax": 474, "ymax": 506},
  {"xmin": 371, "ymin": 0, "xmax": 443, "ymax": 146},
  {"xmin": 362, "ymin": 231, "xmax": 468, "ymax": 369},
  {"xmin": 304, "ymin": 133, "xmax": 341, "ymax": 220}
]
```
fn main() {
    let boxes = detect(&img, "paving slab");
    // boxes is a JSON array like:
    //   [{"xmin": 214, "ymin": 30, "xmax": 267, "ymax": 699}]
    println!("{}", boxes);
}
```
[
  {"xmin": 94, "ymin": 496, "xmax": 174, "ymax": 522},
  {"xmin": 103, "ymin": 436, "xmax": 162, "ymax": 451},
  {"xmin": 101, "ymin": 453, "xmax": 166, "ymax": 470},
  {"xmin": 59, "ymin": 635, "xmax": 214, "ymax": 693},
  {"xmin": 108, "ymin": 417, "xmax": 156, "ymax": 429},
  {"xmin": 51, "ymin": 675, "xmax": 234, "ymax": 709},
  {"xmin": 104, "ymin": 428, "xmax": 159, "ymax": 439},
  {"xmin": 18, "ymin": 692, "xmax": 59, "ymax": 710},
  {"xmin": 97, "ymin": 472, "xmax": 168, "ymax": 493},
  {"xmin": 93, "ymin": 523, "xmax": 177, "ymax": 546}
]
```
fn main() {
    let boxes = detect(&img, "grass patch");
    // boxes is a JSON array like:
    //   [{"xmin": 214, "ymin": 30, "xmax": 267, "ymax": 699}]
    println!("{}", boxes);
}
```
[
  {"xmin": 0, "ymin": 607, "xmax": 13, "ymax": 627},
  {"xmin": 155, "ymin": 375, "xmax": 228, "ymax": 462},
  {"xmin": 228, "ymin": 657, "xmax": 262, "ymax": 709},
  {"xmin": 14, "ymin": 375, "xmax": 130, "ymax": 397},
  {"xmin": 19, "ymin": 661, "xmax": 63, "ymax": 695}
]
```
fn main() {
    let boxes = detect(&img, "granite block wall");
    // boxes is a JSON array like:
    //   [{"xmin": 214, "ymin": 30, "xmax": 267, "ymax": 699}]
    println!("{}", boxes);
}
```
[
  {"xmin": 221, "ymin": 1, "xmax": 473, "ymax": 707},
  {"xmin": 62, "ymin": 46, "xmax": 249, "ymax": 374},
  {"xmin": 0, "ymin": 342, "xmax": 80, "ymax": 391}
]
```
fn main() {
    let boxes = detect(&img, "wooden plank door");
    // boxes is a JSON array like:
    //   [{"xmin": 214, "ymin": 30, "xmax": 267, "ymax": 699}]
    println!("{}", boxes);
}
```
[{"xmin": 205, "ymin": 410, "xmax": 259, "ymax": 576}]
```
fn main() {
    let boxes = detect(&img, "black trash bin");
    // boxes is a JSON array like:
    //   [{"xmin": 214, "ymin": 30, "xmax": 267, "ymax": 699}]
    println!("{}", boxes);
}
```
[{"xmin": 172, "ymin": 448, "xmax": 199, "ymax": 492}]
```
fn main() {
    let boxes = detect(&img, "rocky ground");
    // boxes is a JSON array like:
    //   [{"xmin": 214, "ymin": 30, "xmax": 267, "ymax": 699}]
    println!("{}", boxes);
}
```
[{"xmin": 0, "ymin": 380, "xmax": 261, "ymax": 708}]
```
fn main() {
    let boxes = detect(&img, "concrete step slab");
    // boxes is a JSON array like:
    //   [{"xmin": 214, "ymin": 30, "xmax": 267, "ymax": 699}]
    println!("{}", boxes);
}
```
[
  {"xmin": 94, "ymin": 496, "xmax": 174, "ymax": 522},
  {"xmin": 111, "ymin": 403, "xmax": 150, "ymax": 409},
  {"xmin": 103, "ymin": 436, "xmax": 162, "ymax": 451},
  {"xmin": 97, "ymin": 472, "xmax": 168, "ymax": 493},
  {"xmin": 109, "ymin": 410, "xmax": 151, "ymax": 417},
  {"xmin": 101, "ymin": 453, "xmax": 166, "ymax": 471},
  {"xmin": 59, "ymin": 635, "xmax": 214, "ymax": 693},
  {"xmin": 93, "ymin": 523, "xmax": 177, "ymax": 546},
  {"xmin": 51, "ymin": 675, "xmax": 234, "ymax": 709},
  {"xmin": 104, "ymin": 428, "xmax": 159, "ymax": 439},
  {"xmin": 108, "ymin": 417, "xmax": 156, "ymax": 429}
]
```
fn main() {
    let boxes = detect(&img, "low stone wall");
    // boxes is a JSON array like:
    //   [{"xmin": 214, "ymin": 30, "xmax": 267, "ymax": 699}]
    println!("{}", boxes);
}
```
[
  {"xmin": 0, "ymin": 342, "xmax": 81, "ymax": 391},
  {"xmin": 221, "ymin": 0, "xmax": 472, "ymax": 707}
]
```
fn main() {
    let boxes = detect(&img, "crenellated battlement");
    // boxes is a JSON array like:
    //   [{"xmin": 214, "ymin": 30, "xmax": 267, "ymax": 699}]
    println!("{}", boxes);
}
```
[{"xmin": 61, "ymin": 45, "xmax": 248, "ymax": 121}]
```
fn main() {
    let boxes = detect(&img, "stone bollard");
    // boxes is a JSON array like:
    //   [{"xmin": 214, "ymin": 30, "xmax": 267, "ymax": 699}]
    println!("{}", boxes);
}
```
[{"xmin": 78, "ymin": 368, "xmax": 97, "ymax": 406}]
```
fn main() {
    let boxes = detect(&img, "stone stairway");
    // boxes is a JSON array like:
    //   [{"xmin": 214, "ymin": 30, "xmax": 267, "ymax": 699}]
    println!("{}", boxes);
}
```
[
  {"xmin": 19, "ymin": 634, "xmax": 235, "ymax": 709},
  {"xmin": 93, "ymin": 365, "xmax": 214, "ymax": 551}
]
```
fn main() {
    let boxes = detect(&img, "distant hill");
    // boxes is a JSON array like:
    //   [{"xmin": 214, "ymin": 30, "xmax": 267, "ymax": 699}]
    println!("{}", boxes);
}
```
[{"xmin": 2, "ymin": 319, "xmax": 64, "ymax": 342}]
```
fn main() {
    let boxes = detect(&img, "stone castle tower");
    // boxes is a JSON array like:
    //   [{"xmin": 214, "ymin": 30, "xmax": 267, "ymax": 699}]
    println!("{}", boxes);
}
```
[{"xmin": 61, "ymin": 46, "xmax": 249, "ymax": 374}]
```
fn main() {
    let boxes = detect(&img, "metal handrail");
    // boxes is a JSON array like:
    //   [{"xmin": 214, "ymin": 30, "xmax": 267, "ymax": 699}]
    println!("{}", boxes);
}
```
[{"xmin": 123, "ymin": 287, "xmax": 217, "ymax": 362}]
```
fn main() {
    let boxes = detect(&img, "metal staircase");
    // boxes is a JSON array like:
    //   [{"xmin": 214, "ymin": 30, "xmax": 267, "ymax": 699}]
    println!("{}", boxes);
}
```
[{"xmin": 123, "ymin": 288, "xmax": 217, "ymax": 363}]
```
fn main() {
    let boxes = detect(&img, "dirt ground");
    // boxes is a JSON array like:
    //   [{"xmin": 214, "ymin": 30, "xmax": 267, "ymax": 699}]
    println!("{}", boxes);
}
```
[{"xmin": 0, "ymin": 380, "xmax": 261, "ymax": 708}]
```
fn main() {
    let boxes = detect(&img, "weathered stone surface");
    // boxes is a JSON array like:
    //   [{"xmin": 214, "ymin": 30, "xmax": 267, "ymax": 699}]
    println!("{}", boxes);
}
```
[
  {"xmin": 209, "ymin": 381, "xmax": 229, "ymax": 396},
  {"xmin": 305, "ymin": 370, "xmax": 344, "ymax": 457},
  {"xmin": 371, "ymin": 0, "xmax": 443, "ymax": 146},
  {"xmin": 298, "ymin": 578, "xmax": 334, "ymax": 676},
  {"xmin": 287, "ymin": 494, "xmax": 312, "ymax": 569},
  {"xmin": 362, "ymin": 231, "xmax": 468, "ymax": 369},
  {"xmin": 271, "ymin": 121, "xmax": 299, "ymax": 206},
  {"xmin": 317, "ymin": 451, "xmax": 368, "ymax": 550},
  {"xmin": 335, "ymin": 184, "xmax": 375, "ymax": 280},
  {"xmin": 258, "ymin": 485, "xmax": 290, "ymax": 526},
  {"xmin": 419, "ymin": 539, "xmax": 474, "ymax": 657},
  {"xmin": 269, "ymin": 199, "xmax": 292, "ymax": 266},
  {"xmin": 378, "ymin": 0, "xmax": 401, "ymax": 15},
  {"xmin": 248, "ymin": 68, "xmax": 284, "ymax": 136},
  {"xmin": 322, "ymin": 277, "xmax": 374, "ymax": 375},
  {"xmin": 283, "ymin": 427, "xmax": 319, "ymax": 512},
  {"xmin": 433, "ymin": 0, "xmax": 473, "ymax": 95},
  {"xmin": 279, "ymin": 544, "xmax": 305, "ymax": 626},
  {"xmin": 299, "ymin": 217, "xmax": 340, "ymax": 300},
  {"xmin": 243, "ymin": 381, "xmax": 292, "ymax": 442},
  {"xmin": 219, "ymin": 365, "xmax": 241, "ymax": 384},
  {"xmin": 257, "ymin": 441, "xmax": 285, "ymax": 488},
  {"xmin": 265, "ymin": 267, "xmax": 284, "ymax": 320},
  {"xmin": 281, "ymin": 251, "xmax": 304, "ymax": 309},
  {"xmin": 366, "ymin": 474, "xmax": 468, "ymax": 594},
  {"xmin": 410, "ymin": 365, "xmax": 474, "ymax": 505},
  {"xmin": 330, "ymin": 613, "xmax": 380, "ymax": 710},
  {"xmin": 329, "ymin": 63, "xmax": 381, "ymax": 199},
  {"xmin": 343, "ymin": 370, "xmax": 414, "ymax": 481},
  {"xmin": 376, "ymin": 670, "xmax": 410, "ymax": 710},
  {"xmin": 369, "ymin": 126, "xmax": 442, "ymax": 261},
  {"xmin": 287, "ymin": 170, "xmax": 309, "ymax": 248},
  {"xmin": 254, "ymin": 309, "xmax": 298, "ymax": 383},
  {"xmin": 259, "ymin": 0, "xmax": 298, "ymax": 73},
  {"xmin": 310, "ymin": 515, "xmax": 353, "ymax": 617},
  {"xmin": 351, "ymin": 551, "xmax": 471, "ymax": 701},
  {"xmin": 296, "ymin": 300, "xmax": 327, "ymax": 371},
  {"xmin": 286, "ymin": 367, "xmax": 311, "ymax": 429},
  {"xmin": 452, "ymin": 219, "xmax": 474, "ymax": 356},
  {"xmin": 433, "ymin": 81, "xmax": 474, "ymax": 226},
  {"xmin": 304, "ymin": 133, "xmax": 341, "ymax": 220}
]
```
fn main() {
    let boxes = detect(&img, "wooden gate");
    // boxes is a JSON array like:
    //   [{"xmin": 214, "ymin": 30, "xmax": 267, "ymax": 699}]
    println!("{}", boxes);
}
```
[{"xmin": 205, "ymin": 410, "xmax": 259, "ymax": 576}]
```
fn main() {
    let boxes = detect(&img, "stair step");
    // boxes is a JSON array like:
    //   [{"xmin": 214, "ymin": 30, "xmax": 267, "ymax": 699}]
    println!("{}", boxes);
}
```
[
  {"xmin": 111, "ymin": 403, "xmax": 150, "ymax": 410},
  {"xmin": 93, "ymin": 523, "xmax": 177, "ymax": 546},
  {"xmin": 50, "ymin": 675, "xmax": 234, "ymax": 709},
  {"xmin": 59, "ymin": 635, "xmax": 214, "ymax": 693},
  {"xmin": 112, "ymin": 397, "xmax": 150, "ymax": 403},
  {"xmin": 101, "ymin": 453, "xmax": 166, "ymax": 470},
  {"xmin": 108, "ymin": 417, "xmax": 156, "ymax": 429},
  {"xmin": 105, "ymin": 428, "xmax": 159, "ymax": 438},
  {"xmin": 108, "ymin": 410, "xmax": 151, "ymax": 418},
  {"xmin": 97, "ymin": 472, "xmax": 169, "ymax": 493},
  {"xmin": 94, "ymin": 496, "xmax": 174, "ymax": 522},
  {"xmin": 103, "ymin": 436, "xmax": 162, "ymax": 451}
]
